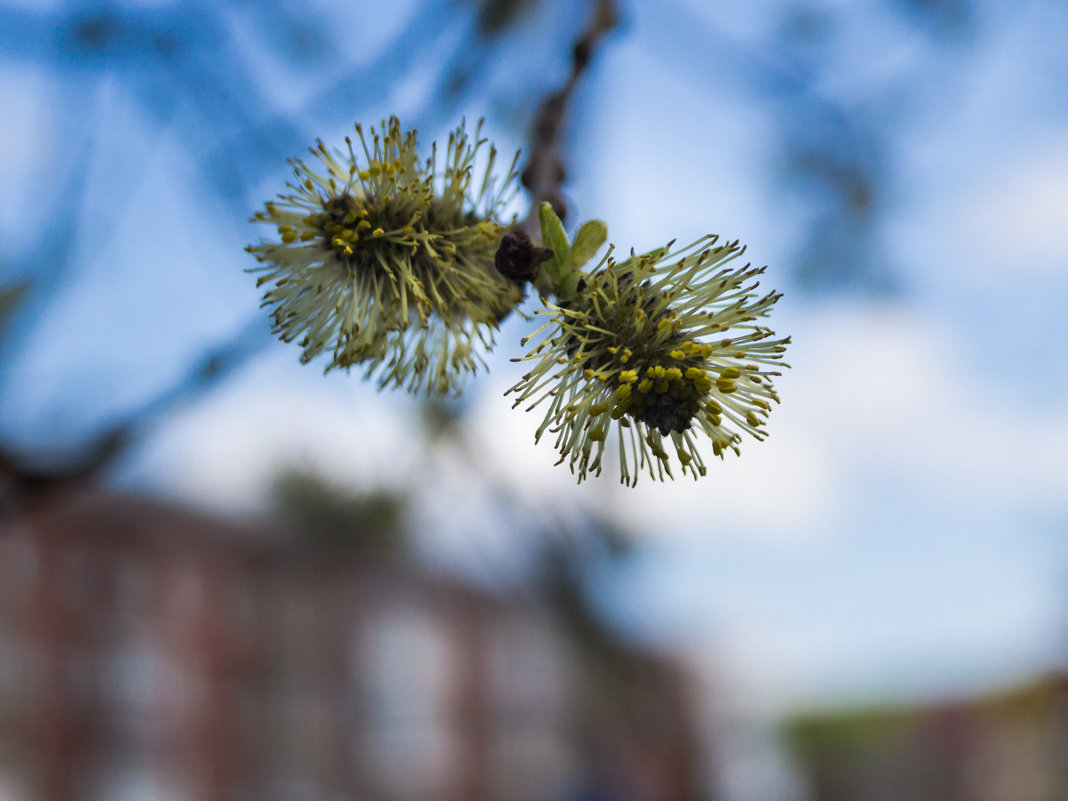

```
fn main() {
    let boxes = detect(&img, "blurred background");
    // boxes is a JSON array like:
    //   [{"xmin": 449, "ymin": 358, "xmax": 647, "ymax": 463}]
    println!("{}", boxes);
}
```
[{"xmin": 1, "ymin": 0, "xmax": 1067, "ymax": 799}]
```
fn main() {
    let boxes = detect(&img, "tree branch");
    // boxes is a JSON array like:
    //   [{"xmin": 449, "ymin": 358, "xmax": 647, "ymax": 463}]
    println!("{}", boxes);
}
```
[{"xmin": 520, "ymin": 0, "xmax": 618, "ymax": 230}]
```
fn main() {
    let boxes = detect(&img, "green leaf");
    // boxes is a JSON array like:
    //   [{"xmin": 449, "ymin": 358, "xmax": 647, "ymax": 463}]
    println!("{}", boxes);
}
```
[
  {"xmin": 571, "ymin": 219, "xmax": 607, "ymax": 267},
  {"xmin": 538, "ymin": 201, "xmax": 571, "ymax": 285}
]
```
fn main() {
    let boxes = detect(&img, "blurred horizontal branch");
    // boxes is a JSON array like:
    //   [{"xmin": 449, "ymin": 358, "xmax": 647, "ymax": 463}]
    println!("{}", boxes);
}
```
[
  {"xmin": 0, "ymin": 316, "xmax": 270, "ymax": 502},
  {"xmin": 0, "ymin": 0, "xmax": 498, "ymax": 492}
]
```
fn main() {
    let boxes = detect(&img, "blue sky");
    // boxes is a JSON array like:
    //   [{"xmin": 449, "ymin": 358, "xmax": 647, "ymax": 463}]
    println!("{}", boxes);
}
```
[
  {"xmin": 576, "ymin": 0, "xmax": 1068, "ymax": 713},
  {"xmin": 2, "ymin": 0, "xmax": 1067, "ymax": 726}
]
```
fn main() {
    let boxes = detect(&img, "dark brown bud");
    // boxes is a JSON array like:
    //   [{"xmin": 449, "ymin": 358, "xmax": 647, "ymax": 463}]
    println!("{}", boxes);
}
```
[{"xmin": 495, "ymin": 230, "xmax": 554, "ymax": 284}]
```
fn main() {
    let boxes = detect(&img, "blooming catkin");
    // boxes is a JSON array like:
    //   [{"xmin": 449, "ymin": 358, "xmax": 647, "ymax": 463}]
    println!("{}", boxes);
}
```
[
  {"xmin": 508, "ymin": 236, "xmax": 790, "ymax": 485},
  {"xmin": 247, "ymin": 117, "xmax": 523, "ymax": 394}
]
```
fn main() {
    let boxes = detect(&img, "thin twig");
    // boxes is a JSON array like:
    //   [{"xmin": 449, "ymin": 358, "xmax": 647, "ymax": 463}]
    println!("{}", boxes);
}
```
[{"xmin": 521, "ymin": 0, "xmax": 619, "ymax": 230}]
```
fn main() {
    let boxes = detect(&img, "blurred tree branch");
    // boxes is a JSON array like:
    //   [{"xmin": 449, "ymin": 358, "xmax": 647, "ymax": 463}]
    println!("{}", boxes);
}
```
[
  {"xmin": 520, "ymin": 0, "xmax": 618, "ymax": 228},
  {"xmin": 0, "ymin": 316, "xmax": 269, "ymax": 505}
]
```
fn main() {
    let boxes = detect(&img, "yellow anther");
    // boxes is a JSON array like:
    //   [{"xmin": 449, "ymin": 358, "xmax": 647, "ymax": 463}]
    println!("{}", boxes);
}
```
[
  {"xmin": 754, "ymin": 399, "xmax": 770, "ymax": 410},
  {"xmin": 657, "ymin": 319, "xmax": 672, "ymax": 332},
  {"xmin": 614, "ymin": 384, "xmax": 632, "ymax": 400},
  {"xmin": 341, "ymin": 228, "xmax": 354, "ymax": 239},
  {"xmin": 618, "ymin": 370, "xmax": 639, "ymax": 384},
  {"xmin": 281, "ymin": 232, "xmax": 297, "ymax": 243},
  {"xmin": 589, "ymin": 401, "xmax": 612, "ymax": 416},
  {"xmin": 664, "ymin": 367, "xmax": 682, "ymax": 381},
  {"xmin": 402, "ymin": 225, "xmax": 414, "ymax": 234},
  {"xmin": 372, "ymin": 227, "xmax": 385, "ymax": 237},
  {"xmin": 685, "ymin": 367, "xmax": 705, "ymax": 380},
  {"xmin": 707, "ymin": 400, "xmax": 723, "ymax": 414},
  {"xmin": 620, "ymin": 348, "xmax": 632, "ymax": 364},
  {"xmin": 647, "ymin": 365, "xmax": 666, "ymax": 379},
  {"xmin": 300, "ymin": 231, "xmax": 316, "ymax": 241},
  {"xmin": 611, "ymin": 401, "xmax": 631, "ymax": 419},
  {"xmin": 717, "ymin": 378, "xmax": 737, "ymax": 393},
  {"xmin": 670, "ymin": 350, "xmax": 686, "ymax": 361},
  {"xmin": 304, "ymin": 178, "xmax": 314, "ymax": 191},
  {"xmin": 707, "ymin": 413, "xmax": 722, "ymax": 427},
  {"xmin": 358, "ymin": 170, "xmax": 371, "ymax": 180},
  {"xmin": 588, "ymin": 427, "xmax": 607, "ymax": 442},
  {"xmin": 584, "ymin": 369, "xmax": 596, "ymax": 379},
  {"xmin": 721, "ymin": 366, "xmax": 742, "ymax": 379},
  {"xmin": 357, "ymin": 220, "xmax": 371, "ymax": 230},
  {"xmin": 746, "ymin": 412, "xmax": 761, "ymax": 427},
  {"xmin": 637, "ymin": 379, "xmax": 653, "ymax": 394}
]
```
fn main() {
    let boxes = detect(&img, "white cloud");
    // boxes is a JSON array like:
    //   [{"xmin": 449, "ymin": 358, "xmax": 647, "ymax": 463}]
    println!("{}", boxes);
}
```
[
  {"xmin": 790, "ymin": 302, "xmax": 1068, "ymax": 506},
  {"xmin": 953, "ymin": 134, "xmax": 1068, "ymax": 271},
  {"xmin": 136, "ymin": 299, "xmax": 1068, "ymax": 545},
  {"xmin": 511, "ymin": 301, "xmax": 1068, "ymax": 546},
  {"xmin": 132, "ymin": 358, "xmax": 419, "ymax": 516}
]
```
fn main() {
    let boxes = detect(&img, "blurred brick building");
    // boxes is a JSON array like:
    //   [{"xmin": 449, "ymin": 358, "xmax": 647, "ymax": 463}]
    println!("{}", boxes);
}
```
[
  {"xmin": 0, "ymin": 488, "xmax": 707, "ymax": 801},
  {"xmin": 786, "ymin": 673, "xmax": 1068, "ymax": 801}
]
